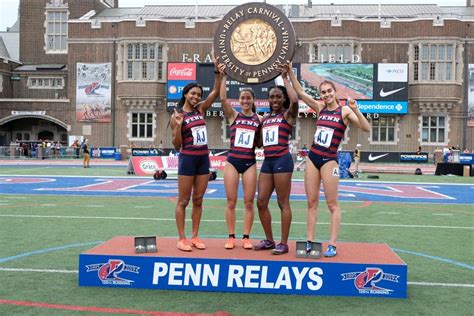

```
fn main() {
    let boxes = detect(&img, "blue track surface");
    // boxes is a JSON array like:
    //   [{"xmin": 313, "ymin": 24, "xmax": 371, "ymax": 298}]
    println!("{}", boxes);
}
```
[{"xmin": 1, "ymin": 175, "xmax": 473, "ymax": 204}]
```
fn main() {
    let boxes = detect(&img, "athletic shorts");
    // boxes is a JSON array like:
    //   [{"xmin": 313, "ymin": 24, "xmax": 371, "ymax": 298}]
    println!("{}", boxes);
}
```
[
  {"xmin": 260, "ymin": 153, "xmax": 294, "ymax": 174},
  {"xmin": 178, "ymin": 153, "xmax": 210, "ymax": 176},
  {"xmin": 227, "ymin": 156, "xmax": 256, "ymax": 174},
  {"xmin": 308, "ymin": 151, "xmax": 338, "ymax": 170}
]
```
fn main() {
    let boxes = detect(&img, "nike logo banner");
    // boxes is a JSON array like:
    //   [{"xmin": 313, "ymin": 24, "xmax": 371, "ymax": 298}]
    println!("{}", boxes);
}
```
[{"xmin": 379, "ymin": 87, "xmax": 405, "ymax": 98}]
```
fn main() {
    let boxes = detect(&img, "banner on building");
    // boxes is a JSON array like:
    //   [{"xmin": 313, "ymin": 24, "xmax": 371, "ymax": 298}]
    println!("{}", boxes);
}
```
[
  {"xmin": 76, "ymin": 63, "xmax": 112, "ymax": 122},
  {"xmin": 468, "ymin": 64, "xmax": 474, "ymax": 127},
  {"xmin": 167, "ymin": 63, "xmax": 408, "ymax": 115}
]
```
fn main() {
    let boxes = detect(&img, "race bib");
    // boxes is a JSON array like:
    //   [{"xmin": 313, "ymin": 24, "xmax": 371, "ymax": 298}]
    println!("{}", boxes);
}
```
[
  {"xmin": 314, "ymin": 126, "xmax": 334, "ymax": 148},
  {"xmin": 263, "ymin": 125, "xmax": 279, "ymax": 147},
  {"xmin": 234, "ymin": 128, "xmax": 255, "ymax": 149},
  {"xmin": 191, "ymin": 126, "xmax": 208, "ymax": 146}
]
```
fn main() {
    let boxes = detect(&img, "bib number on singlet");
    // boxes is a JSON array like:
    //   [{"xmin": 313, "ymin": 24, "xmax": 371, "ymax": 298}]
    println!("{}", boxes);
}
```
[
  {"xmin": 191, "ymin": 126, "xmax": 208, "ymax": 146},
  {"xmin": 263, "ymin": 125, "xmax": 279, "ymax": 147},
  {"xmin": 314, "ymin": 126, "xmax": 334, "ymax": 148},
  {"xmin": 234, "ymin": 128, "xmax": 255, "ymax": 149}
]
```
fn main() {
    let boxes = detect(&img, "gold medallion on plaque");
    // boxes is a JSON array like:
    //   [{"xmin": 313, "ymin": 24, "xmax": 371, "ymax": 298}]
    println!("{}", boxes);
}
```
[{"xmin": 214, "ymin": 2, "xmax": 296, "ymax": 84}]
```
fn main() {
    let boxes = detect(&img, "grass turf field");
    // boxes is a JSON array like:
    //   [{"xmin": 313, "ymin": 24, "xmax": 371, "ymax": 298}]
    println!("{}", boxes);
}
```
[{"xmin": 0, "ymin": 166, "xmax": 473, "ymax": 315}]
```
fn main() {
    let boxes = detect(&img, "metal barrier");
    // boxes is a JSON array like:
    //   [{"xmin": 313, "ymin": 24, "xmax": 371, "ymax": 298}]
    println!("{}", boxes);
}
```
[{"xmin": 0, "ymin": 145, "xmax": 84, "ymax": 159}]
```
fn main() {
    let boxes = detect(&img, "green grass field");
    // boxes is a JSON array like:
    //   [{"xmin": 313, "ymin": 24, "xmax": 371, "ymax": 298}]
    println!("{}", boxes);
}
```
[{"xmin": 0, "ymin": 166, "xmax": 473, "ymax": 315}]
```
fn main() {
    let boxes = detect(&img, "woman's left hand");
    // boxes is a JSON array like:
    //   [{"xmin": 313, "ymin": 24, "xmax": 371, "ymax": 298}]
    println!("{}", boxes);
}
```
[{"xmin": 347, "ymin": 98, "xmax": 358, "ymax": 111}]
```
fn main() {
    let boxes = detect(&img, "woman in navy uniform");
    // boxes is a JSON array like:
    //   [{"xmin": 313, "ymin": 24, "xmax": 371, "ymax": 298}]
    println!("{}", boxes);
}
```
[
  {"xmin": 170, "ymin": 62, "xmax": 224, "ymax": 252},
  {"xmin": 288, "ymin": 63, "xmax": 370, "ymax": 257},
  {"xmin": 254, "ymin": 64, "xmax": 299, "ymax": 255},
  {"xmin": 219, "ymin": 71, "xmax": 262, "ymax": 250}
]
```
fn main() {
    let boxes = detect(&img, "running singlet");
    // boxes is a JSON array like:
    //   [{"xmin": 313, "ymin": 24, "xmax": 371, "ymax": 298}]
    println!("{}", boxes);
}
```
[
  {"xmin": 228, "ymin": 112, "xmax": 261, "ymax": 160},
  {"xmin": 262, "ymin": 112, "xmax": 291, "ymax": 158},
  {"xmin": 180, "ymin": 109, "xmax": 209, "ymax": 156},
  {"xmin": 311, "ymin": 106, "xmax": 347, "ymax": 158}
]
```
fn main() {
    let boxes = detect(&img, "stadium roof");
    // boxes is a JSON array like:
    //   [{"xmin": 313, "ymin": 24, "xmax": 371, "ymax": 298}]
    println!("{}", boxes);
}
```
[{"xmin": 89, "ymin": 4, "xmax": 474, "ymax": 21}]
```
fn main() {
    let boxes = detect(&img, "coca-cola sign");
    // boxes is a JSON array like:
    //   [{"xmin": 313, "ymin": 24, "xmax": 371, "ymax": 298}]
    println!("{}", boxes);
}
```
[{"xmin": 167, "ymin": 63, "xmax": 196, "ymax": 80}]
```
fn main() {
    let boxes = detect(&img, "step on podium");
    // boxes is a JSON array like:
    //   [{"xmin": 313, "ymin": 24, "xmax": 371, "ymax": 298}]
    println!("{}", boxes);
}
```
[{"xmin": 79, "ymin": 236, "xmax": 407, "ymax": 298}]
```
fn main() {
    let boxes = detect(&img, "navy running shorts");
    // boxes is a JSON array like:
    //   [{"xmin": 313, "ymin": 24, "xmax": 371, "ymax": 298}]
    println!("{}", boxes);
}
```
[
  {"xmin": 178, "ymin": 153, "xmax": 210, "ymax": 176},
  {"xmin": 260, "ymin": 153, "xmax": 294, "ymax": 174},
  {"xmin": 227, "ymin": 156, "xmax": 256, "ymax": 174},
  {"xmin": 308, "ymin": 151, "xmax": 338, "ymax": 170}
]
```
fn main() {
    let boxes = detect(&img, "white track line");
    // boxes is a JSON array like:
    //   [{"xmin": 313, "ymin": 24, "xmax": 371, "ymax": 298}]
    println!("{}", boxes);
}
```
[
  {"xmin": 408, "ymin": 281, "xmax": 474, "ymax": 288},
  {"xmin": 0, "ymin": 214, "xmax": 472, "ymax": 230},
  {"xmin": 0, "ymin": 267, "xmax": 77, "ymax": 274},
  {"xmin": 0, "ymin": 267, "xmax": 471, "ymax": 288}
]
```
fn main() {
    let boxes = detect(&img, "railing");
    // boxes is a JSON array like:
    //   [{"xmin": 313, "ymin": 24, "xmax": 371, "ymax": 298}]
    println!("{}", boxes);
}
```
[{"xmin": 0, "ymin": 146, "xmax": 84, "ymax": 159}]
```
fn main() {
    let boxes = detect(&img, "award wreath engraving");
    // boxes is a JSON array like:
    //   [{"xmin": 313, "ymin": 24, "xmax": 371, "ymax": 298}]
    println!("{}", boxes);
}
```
[{"xmin": 214, "ymin": 2, "xmax": 296, "ymax": 84}]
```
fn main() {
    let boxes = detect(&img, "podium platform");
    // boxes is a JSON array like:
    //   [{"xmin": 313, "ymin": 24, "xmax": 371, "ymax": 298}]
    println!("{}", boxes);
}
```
[{"xmin": 79, "ymin": 237, "xmax": 407, "ymax": 298}]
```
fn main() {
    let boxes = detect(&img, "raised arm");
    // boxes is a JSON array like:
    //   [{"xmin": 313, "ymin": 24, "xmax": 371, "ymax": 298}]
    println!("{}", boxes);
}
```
[
  {"xmin": 219, "ymin": 71, "xmax": 238, "ymax": 122},
  {"xmin": 287, "ymin": 61, "xmax": 323, "ymax": 114},
  {"xmin": 197, "ymin": 59, "xmax": 225, "ymax": 113},
  {"xmin": 279, "ymin": 63, "xmax": 299, "ymax": 125},
  {"xmin": 170, "ymin": 109, "xmax": 183, "ymax": 150},
  {"xmin": 344, "ymin": 98, "xmax": 371, "ymax": 132}
]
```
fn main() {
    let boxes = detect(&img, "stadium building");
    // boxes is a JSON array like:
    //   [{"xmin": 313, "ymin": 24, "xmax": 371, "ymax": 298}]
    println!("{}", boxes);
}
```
[{"xmin": 0, "ymin": 0, "xmax": 473, "ymax": 158}]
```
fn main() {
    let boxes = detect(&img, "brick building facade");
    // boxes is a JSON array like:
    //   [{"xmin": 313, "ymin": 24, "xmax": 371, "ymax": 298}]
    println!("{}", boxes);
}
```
[{"xmin": 0, "ymin": 0, "xmax": 473, "ymax": 154}]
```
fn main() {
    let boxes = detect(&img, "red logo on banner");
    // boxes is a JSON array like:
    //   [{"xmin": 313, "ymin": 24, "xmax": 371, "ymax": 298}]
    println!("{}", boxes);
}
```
[{"xmin": 168, "ymin": 63, "xmax": 196, "ymax": 80}]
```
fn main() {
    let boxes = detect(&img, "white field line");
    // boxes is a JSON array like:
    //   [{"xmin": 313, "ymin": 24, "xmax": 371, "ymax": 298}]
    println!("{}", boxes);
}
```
[
  {"xmin": 0, "ymin": 214, "xmax": 472, "ymax": 230},
  {"xmin": 0, "ymin": 267, "xmax": 472, "ymax": 288},
  {"xmin": 407, "ymin": 281, "xmax": 474, "ymax": 288},
  {"xmin": 432, "ymin": 213, "xmax": 453, "ymax": 216}
]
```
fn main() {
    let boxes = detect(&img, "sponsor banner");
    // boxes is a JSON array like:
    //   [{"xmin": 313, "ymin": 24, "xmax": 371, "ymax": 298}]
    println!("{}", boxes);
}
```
[
  {"xmin": 76, "ymin": 62, "xmax": 112, "ymax": 122},
  {"xmin": 167, "ymin": 63, "xmax": 196, "ymax": 81},
  {"xmin": 167, "ymin": 80, "xmax": 193, "ymax": 100},
  {"xmin": 357, "ymin": 101, "xmax": 408, "ymax": 114},
  {"xmin": 91, "ymin": 147, "xmax": 116, "ymax": 159},
  {"xmin": 459, "ymin": 154, "xmax": 474, "ymax": 165},
  {"xmin": 362, "ymin": 152, "xmax": 400, "ymax": 163},
  {"xmin": 166, "ymin": 63, "xmax": 408, "ymax": 115},
  {"xmin": 132, "ymin": 148, "xmax": 160, "ymax": 157},
  {"xmin": 255, "ymin": 149, "xmax": 265, "ymax": 161},
  {"xmin": 377, "ymin": 63, "xmax": 408, "ymax": 82},
  {"xmin": 400, "ymin": 152, "xmax": 428, "ymax": 163},
  {"xmin": 130, "ymin": 157, "xmax": 164, "ymax": 176},
  {"xmin": 167, "ymin": 63, "xmax": 302, "ymax": 113},
  {"xmin": 79, "ymin": 254, "xmax": 406, "ymax": 298},
  {"xmin": 373, "ymin": 82, "xmax": 408, "ymax": 101},
  {"xmin": 129, "ymin": 156, "xmax": 227, "ymax": 175}
]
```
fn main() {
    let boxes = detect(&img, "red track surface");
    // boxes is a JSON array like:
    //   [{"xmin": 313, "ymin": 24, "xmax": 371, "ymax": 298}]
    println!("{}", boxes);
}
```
[
  {"xmin": 85, "ymin": 236, "xmax": 405, "ymax": 265},
  {"xmin": 0, "ymin": 299, "xmax": 229, "ymax": 316}
]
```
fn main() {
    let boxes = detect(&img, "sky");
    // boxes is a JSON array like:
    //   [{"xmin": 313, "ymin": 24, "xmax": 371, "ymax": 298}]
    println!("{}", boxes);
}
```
[{"xmin": 0, "ymin": 0, "xmax": 467, "ymax": 32}]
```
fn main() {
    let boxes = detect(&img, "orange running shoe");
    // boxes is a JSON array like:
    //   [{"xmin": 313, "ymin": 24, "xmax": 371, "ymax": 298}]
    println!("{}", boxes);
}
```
[
  {"xmin": 191, "ymin": 237, "xmax": 206, "ymax": 250},
  {"xmin": 177, "ymin": 239, "xmax": 192, "ymax": 252},
  {"xmin": 242, "ymin": 238, "xmax": 253, "ymax": 250},
  {"xmin": 224, "ymin": 238, "xmax": 235, "ymax": 249}
]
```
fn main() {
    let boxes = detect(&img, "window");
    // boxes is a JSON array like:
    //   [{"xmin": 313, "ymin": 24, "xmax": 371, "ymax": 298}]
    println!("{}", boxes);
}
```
[
  {"xmin": 312, "ymin": 42, "xmax": 360, "ymax": 63},
  {"xmin": 45, "ymin": 10, "xmax": 68, "ymax": 53},
  {"xmin": 131, "ymin": 112, "xmax": 154, "ymax": 139},
  {"xmin": 123, "ymin": 43, "xmax": 165, "ymax": 81},
  {"xmin": 421, "ymin": 115, "xmax": 446, "ymax": 143},
  {"xmin": 28, "ymin": 77, "xmax": 64, "ymax": 89},
  {"xmin": 371, "ymin": 116, "xmax": 396, "ymax": 143},
  {"xmin": 411, "ymin": 43, "xmax": 458, "ymax": 82}
]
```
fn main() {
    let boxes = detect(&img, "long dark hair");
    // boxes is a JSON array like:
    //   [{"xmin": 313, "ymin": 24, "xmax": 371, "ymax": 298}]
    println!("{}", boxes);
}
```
[
  {"xmin": 175, "ymin": 82, "xmax": 203, "ymax": 113},
  {"xmin": 240, "ymin": 88, "xmax": 256, "ymax": 113},
  {"xmin": 268, "ymin": 85, "xmax": 290, "ymax": 112}
]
